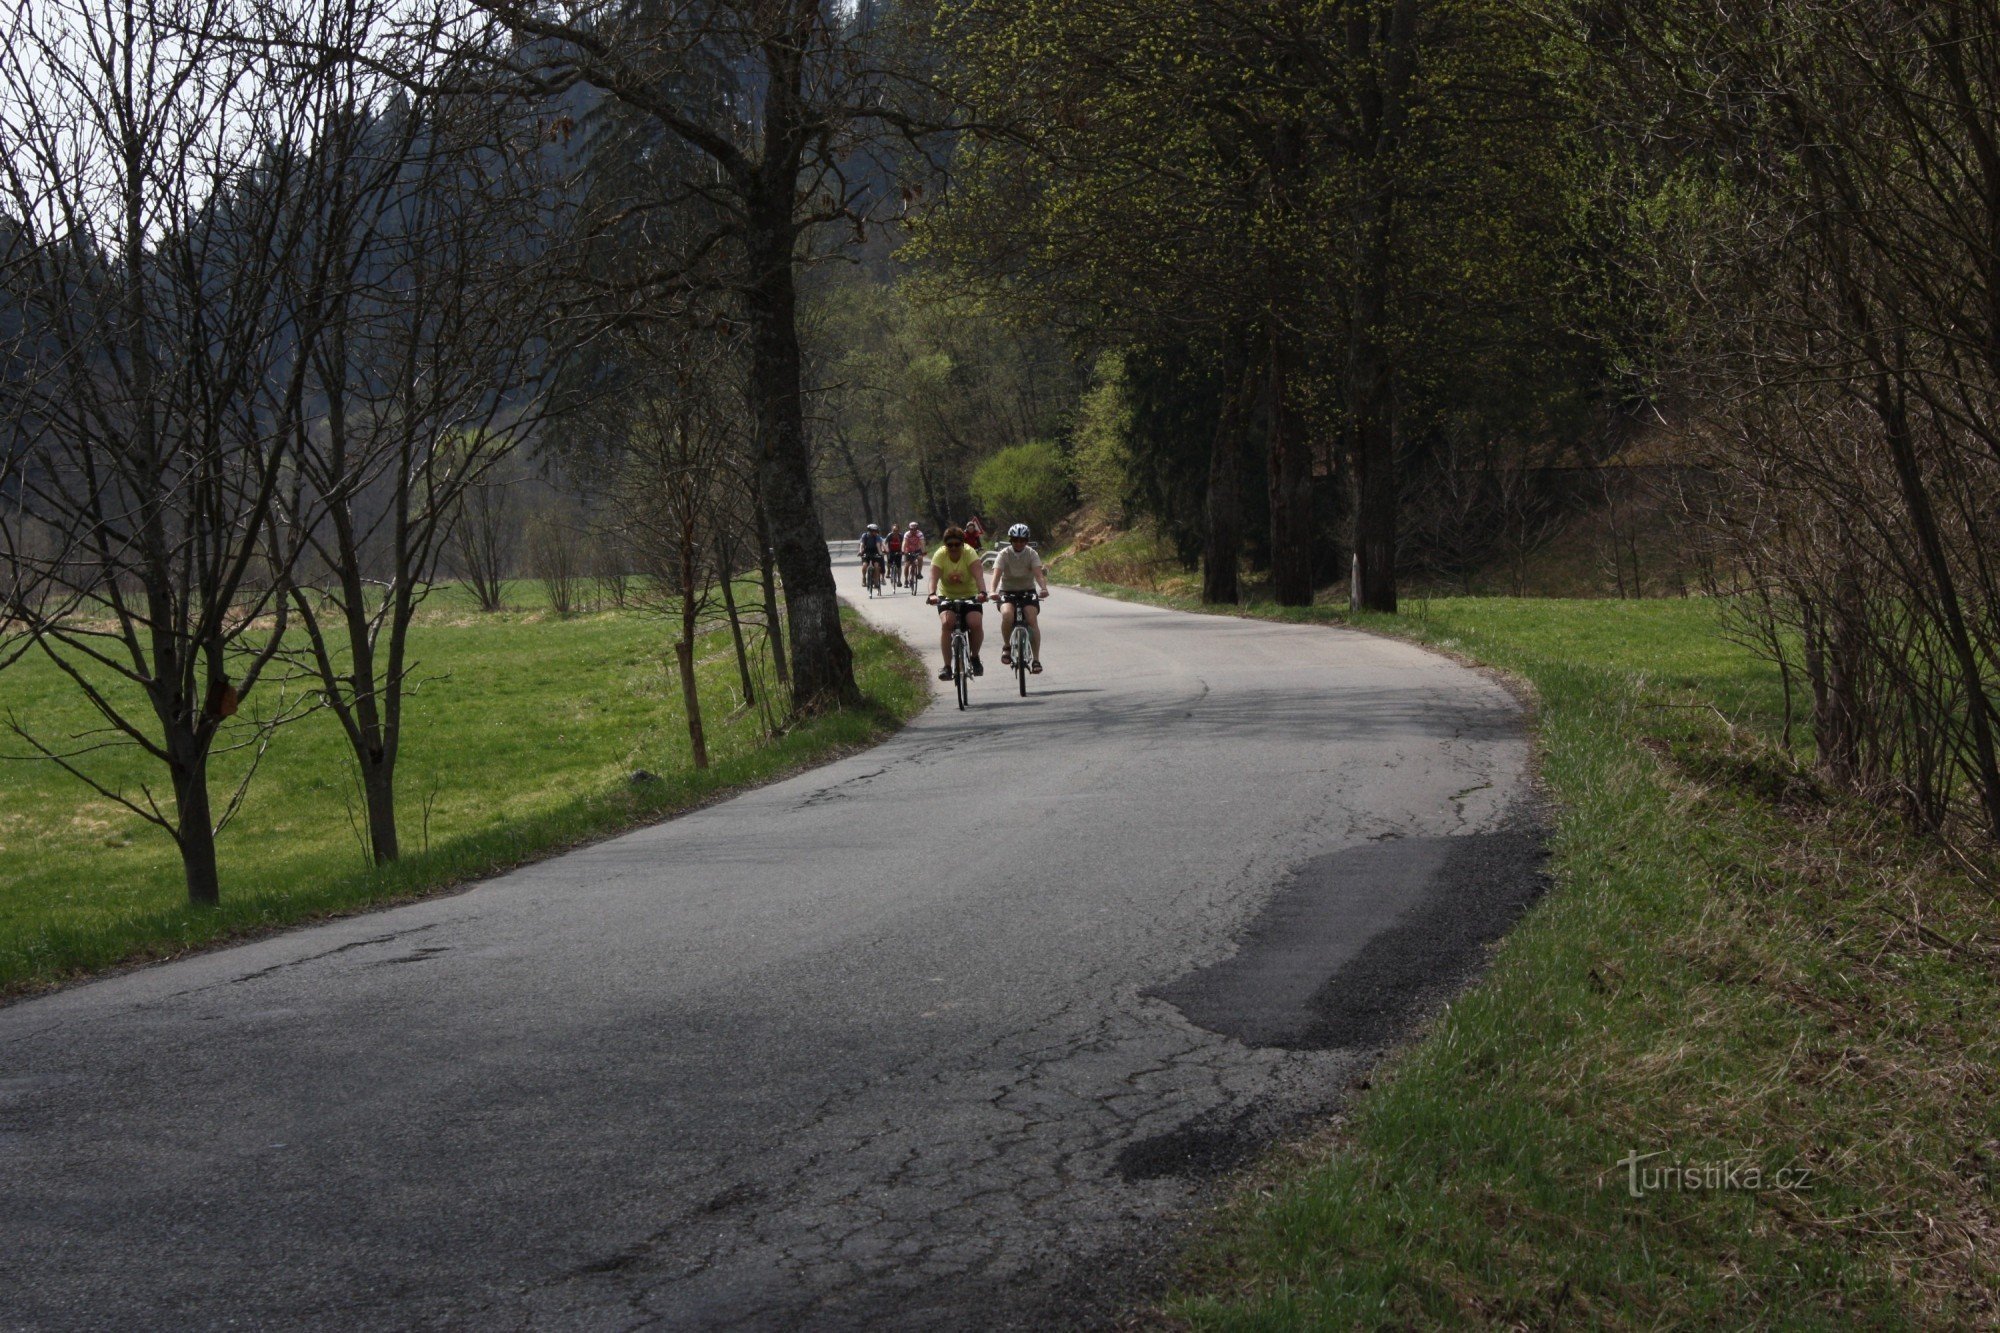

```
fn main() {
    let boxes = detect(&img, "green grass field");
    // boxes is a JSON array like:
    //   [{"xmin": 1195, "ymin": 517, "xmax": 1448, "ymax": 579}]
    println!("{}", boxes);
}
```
[
  {"xmin": 0, "ymin": 584, "xmax": 926, "ymax": 997},
  {"xmin": 1057, "ymin": 531, "xmax": 2000, "ymax": 1327}
]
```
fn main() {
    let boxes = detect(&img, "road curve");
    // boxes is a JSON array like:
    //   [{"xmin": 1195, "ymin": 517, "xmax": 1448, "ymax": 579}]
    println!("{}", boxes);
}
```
[{"xmin": 0, "ymin": 583, "xmax": 1536, "ymax": 1330}]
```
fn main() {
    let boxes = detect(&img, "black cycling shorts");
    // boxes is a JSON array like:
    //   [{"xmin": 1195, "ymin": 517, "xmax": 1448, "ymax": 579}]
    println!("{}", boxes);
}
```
[
  {"xmin": 936, "ymin": 598, "xmax": 982, "ymax": 622},
  {"xmin": 997, "ymin": 591, "xmax": 1040, "ymax": 609}
]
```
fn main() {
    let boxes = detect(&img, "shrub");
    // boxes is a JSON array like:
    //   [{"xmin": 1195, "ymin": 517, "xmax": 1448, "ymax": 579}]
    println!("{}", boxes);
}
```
[{"xmin": 970, "ymin": 440, "xmax": 1076, "ymax": 542}]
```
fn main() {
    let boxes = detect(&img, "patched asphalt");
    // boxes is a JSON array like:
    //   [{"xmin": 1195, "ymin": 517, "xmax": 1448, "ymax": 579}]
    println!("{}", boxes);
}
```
[{"xmin": 0, "ymin": 583, "xmax": 1537, "ymax": 1330}]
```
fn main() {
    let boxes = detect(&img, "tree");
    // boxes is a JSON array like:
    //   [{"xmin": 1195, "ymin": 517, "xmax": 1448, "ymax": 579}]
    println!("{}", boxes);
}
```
[
  {"xmin": 807, "ymin": 269, "xmax": 1079, "ymax": 535},
  {"xmin": 446, "ymin": 451, "xmax": 519, "ymax": 613},
  {"xmin": 602, "ymin": 338, "xmax": 747, "ymax": 770},
  {"xmin": 278, "ymin": 28, "xmax": 566, "ymax": 865},
  {"xmin": 461, "ymin": 0, "xmax": 951, "ymax": 712},
  {"xmin": 927, "ymin": 0, "xmax": 1590, "ymax": 608},
  {"xmin": 0, "ymin": 0, "xmax": 348, "ymax": 904},
  {"xmin": 1585, "ymin": 0, "xmax": 2000, "ymax": 842},
  {"xmin": 1071, "ymin": 352, "xmax": 1136, "ymax": 523}
]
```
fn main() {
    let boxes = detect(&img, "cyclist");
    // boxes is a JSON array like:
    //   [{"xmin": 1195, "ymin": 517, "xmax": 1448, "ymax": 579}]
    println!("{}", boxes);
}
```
[
  {"xmin": 885, "ymin": 529, "xmax": 903, "ymax": 584},
  {"xmin": 901, "ymin": 521, "xmax": 926, "ymax": 587},
  {"xmin": 857, "ymin": 523, "xmax": 887, "ymax": 590},
  {"xmin": 962, "ymin": 515, "xmax": 985, "ymax": 552},
  {"xmin": 991, "ymin": 523, "xmax": 1051, "ymax": 673},
  {"xmin": 925, "ymin": 524, "xmax": 988, "ymax": 679}
]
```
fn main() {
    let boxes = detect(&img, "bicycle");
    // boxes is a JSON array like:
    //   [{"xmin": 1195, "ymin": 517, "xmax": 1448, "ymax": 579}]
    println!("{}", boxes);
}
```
[
  {"xmin": 998, "ymin": 591, "xmax": 1040, "ymax": 696},
  {"xmin": 862, "ymin": 553, "xmax": 885, "ymax": 598},
  {"xmin": 931, "ymin": 595, "xmax": 983, "ymax": 710},
  {"xmin": 903, "ymin": 554, "xmax": 924, "ymax": 593}
]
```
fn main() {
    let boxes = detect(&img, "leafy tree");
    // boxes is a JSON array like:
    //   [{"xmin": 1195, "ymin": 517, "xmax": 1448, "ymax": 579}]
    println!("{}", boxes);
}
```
[
  {"xmin": 1070, "ymin": 353, "xmax": 1136, "ymax": 522},
  {"xmin": 926, "ymin": 0, "xmax": 1594, "ymax": 608},
  {"xmin": 969, "ymin": 441, "xmax": 1075, "ymax": 542},
  {"xmin": 807, "ymin": 268, "xmax": 1081, "ymax": 532}
]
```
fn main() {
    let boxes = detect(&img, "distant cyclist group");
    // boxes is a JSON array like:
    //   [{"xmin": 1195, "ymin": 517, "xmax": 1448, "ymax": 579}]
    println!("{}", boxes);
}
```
[
  {"xmin": 857, "ymin": 520, "xmax": 929, "ymax": 597},
  {"xmin": 855, "ymin": 517, "xmax": 1052, "ymax": 700}
]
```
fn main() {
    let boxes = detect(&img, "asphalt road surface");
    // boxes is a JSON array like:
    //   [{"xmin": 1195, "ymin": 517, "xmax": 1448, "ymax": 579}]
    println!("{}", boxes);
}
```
[{"xmin": 1, "ymin": 578, "xmax": 1538, "ymax": 1331}]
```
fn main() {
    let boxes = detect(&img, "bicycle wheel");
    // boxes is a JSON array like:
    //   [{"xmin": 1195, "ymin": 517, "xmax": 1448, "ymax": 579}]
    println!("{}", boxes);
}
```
[
  {"xmin": 955, "ymin": 640, "xmax": 969, "ymax": 710},
  {"xmin": 1014, "ymin": 626, "xmax": 1030, "ymax": 696}
]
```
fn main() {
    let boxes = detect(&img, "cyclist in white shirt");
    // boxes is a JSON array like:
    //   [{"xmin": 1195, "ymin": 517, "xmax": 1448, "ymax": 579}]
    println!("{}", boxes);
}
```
[{"xmin": 990, "ymin": 523, "xmax": 1051, "ymax": 673}]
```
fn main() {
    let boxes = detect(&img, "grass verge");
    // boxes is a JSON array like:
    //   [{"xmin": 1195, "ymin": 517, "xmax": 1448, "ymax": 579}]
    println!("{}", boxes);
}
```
[
  {"xmin": 1057, "ymin": 534, "xmax": 2000, "ymax": 1327},
  {"xmin": 0, "ymin": 587, "xmax": 927, "ymax": 999}
]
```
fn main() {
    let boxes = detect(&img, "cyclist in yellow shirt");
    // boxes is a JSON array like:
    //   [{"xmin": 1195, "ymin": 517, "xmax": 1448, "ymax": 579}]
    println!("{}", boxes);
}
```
[{"xmin": 925, "ymin": 525, "xmax": 989, "ymax": 679}]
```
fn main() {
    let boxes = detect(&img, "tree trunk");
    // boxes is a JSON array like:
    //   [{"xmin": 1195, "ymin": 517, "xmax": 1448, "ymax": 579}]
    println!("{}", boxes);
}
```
[
  {"xmin": 1815, "ymin": 569, "xmax": 1867, "ymax": 788},
  {"xmin": 1349, "ymin": 390, "xmax": 1399, "ymax": 613},
  {"xmin": 917, "ymin": 459, "xmax": 945, "ymax": 533},
  {"xmin": 743, "ymin": 192, "xmax": 855, "ymax": 712},
  {"xmin": 754, "ymin": 495, "xmax": 790, "ymax": 690},
  {"xmin": 1342, "ymin": 0, "xmax": 1417, "ymax": 615},
  {"xmin": 361, "ymin": 752, "xmax": 399, "ymax": 863},
  {"xmin": 675, "ymin": 637, "xmax": 709, "ymax": 770},
  {"xmin": 1202, "ymin": 331, "xmax": 1252, "ymax": 605},
  {"xmin": 1345, "ymin": 213, "xmax": 1400, "ymax": 613},
  {"xmin": 1873, "ymin": 377, "xmax": 2000, "ymax": 838},
  {"xmin": 173, "ymin": 748, "xmax": 220, "ymax": 906},
  {"xmin": 719, "ymin": 553, "xmax": 756, "ymax": 708},
  {"xmin": 840, "ymin": 447, "xmax": 873, "ymax": 523},
  {"xmin": 1266, "ymin": 329, "xmax": 1314, "ymax": 606}
]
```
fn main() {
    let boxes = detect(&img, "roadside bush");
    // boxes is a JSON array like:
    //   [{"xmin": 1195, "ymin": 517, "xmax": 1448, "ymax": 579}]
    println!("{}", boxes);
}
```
[
  {"xmin": 527, "ymin": 510, "xmax": 584, "ymax": 617},
  {"xmin": 970, "ymin": 439, "xmax": 1075, "ymax": 542}
]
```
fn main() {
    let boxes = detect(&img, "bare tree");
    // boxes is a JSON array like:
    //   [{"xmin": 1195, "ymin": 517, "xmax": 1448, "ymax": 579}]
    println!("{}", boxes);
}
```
[
  {"xmin": 1596, "ymin": 0, "xmax": 2000, "ymax": 844},
  {"xmin": 273, "ymin": 9, "xmax": 566, "ymax": 865},
  {"xmin": 611, "ymin": 354, "xmax": 742, "ymax": 771},
  {"xmin": 528, "ymin": 505, "xmax": 585, "ymax": 617},
  {"xmin": 448, "ymin": 454, "xmax": 520, "ymax": 612},
  {"xmin": 591, "ymin": 527, "xmax": 630, "ymax": 608},
  {"xmin": 0, "ymin": 0, "xmax": 346, "ymax": 904},
  {"xmin": 0, "ymin": 215, "xmax": 56, "ymax": 673}
]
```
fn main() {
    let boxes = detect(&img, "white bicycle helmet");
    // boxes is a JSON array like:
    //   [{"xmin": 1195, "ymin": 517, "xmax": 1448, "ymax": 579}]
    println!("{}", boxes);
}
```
[
  {"xmin": 1008, "ymin": 523, "xmax": 1030, "ymax": 539},
  {"xmin": 866, "ymin": 523, "xmax": 879, "ymax": 531}
]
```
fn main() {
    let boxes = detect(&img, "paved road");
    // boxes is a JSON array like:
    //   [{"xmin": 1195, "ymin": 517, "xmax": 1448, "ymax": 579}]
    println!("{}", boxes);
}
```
[{"xmin": 1, "ymin": 583, "xmax": 1537, "ymax": 1330}]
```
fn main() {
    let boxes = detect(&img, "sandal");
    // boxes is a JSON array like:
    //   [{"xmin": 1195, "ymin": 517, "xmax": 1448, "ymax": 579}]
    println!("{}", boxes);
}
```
[
  {"xmin": 1030, "ymin": 660, "xmax": 1043, "ymax": 674},
  {"xmin": 1000, "ymin": 649, "xmax": 1012, "ymax": 666}
]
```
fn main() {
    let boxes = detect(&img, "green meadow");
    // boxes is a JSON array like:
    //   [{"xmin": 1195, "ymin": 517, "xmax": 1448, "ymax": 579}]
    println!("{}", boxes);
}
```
[{"xmin": 0, "ymin": 584, "xmax": 925, "ymax": 996}]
